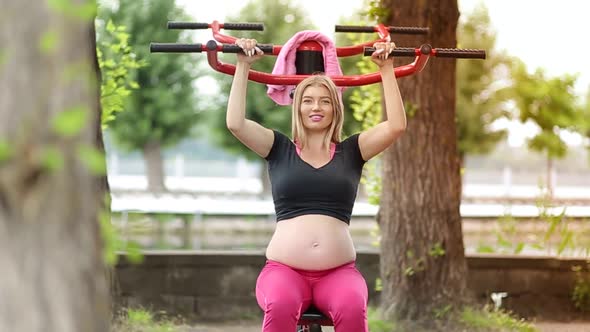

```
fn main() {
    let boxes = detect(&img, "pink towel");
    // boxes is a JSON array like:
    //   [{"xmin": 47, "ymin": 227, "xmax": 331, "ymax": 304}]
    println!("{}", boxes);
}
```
[{"xmin": 267, "ymin": 30, "xmax": 344, "ymax": 105}]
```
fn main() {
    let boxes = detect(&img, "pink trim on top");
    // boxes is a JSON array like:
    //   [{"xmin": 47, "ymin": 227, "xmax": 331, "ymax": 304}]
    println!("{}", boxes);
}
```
[{"xmin": 295, "ymin": 141, "xmax": 336, "ymax": 160}]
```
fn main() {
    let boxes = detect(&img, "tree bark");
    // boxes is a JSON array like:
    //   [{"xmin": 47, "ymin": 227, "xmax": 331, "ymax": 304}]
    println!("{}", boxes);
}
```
[
  {"xmin": 0, "ymin": 1, "xmax": 110, "ymax": 331},
  {"xmin": 143, "ymin": 140, "xmax": 166, "ymax": 192},
  {"xmin": 378, "ymin": 0, "xmax": 469, "ymax": 326}
]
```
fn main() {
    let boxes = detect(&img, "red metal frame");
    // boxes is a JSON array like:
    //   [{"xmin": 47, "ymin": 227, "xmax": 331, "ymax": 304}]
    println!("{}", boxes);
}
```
[{"xmin": 204, "ymin": 20, "xmax": 430, "ymax": 87}]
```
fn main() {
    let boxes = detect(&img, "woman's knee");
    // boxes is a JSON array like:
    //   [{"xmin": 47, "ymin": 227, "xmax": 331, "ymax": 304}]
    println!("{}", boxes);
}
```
[
  {"xmin": 261, "ymin": 296, "xmax": 307, "ymax": 318},
  {"xmin": 331, "ymin": 294, "xmax": 367, "ymax": 317}
]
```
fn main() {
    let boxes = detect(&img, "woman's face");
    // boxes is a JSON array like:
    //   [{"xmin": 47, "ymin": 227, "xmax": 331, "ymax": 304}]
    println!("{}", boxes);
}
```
[{"xmin": 299, "ymin": 85, "xmax": 334, "ymax": 132}]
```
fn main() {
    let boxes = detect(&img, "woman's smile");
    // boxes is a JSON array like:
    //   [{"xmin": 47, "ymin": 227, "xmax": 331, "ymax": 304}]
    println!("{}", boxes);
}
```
[{"xmin": 310, "ymin": 114, "xmax": 324, "ymax": 122}]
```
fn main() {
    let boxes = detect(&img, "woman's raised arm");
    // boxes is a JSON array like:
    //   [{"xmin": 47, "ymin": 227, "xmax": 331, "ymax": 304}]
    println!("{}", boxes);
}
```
[{"xmin": 226, "ymin": 38, "xmax": 275, "ymax": 158}]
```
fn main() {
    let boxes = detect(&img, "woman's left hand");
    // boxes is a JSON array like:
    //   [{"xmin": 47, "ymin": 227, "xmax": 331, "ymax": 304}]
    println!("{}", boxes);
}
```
[{"xmin": 371, "ymin": 41, "xmax": 396, "ymax": 67}]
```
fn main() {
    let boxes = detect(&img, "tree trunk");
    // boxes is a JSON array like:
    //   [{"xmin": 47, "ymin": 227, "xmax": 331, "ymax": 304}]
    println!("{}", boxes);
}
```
[
  {"xmin": 378, "ymin": 0, "xmax": 469, "ymax": 326},
  {"xmin": 0, "ymin": 1, "xmax": 110, "ymax": 331},
  {"xmin": 143, "ymin": 140, "xmax": 166, "ymax": 192}
]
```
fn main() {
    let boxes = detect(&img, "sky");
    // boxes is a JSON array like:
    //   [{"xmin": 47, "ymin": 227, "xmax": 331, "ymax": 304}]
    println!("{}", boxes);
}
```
[{"xmin": 174, "ymin": 0, "xmax": 589, "ymax": 146}]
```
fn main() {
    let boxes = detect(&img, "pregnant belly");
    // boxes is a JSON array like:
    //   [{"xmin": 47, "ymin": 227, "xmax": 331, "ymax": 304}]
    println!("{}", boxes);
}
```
[{"xmin": 265, "ymin": 214, "xmax": 357, "ymax": 270}]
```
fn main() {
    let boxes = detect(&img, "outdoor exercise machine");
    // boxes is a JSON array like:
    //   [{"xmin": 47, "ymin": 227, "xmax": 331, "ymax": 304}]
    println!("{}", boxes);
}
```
[
  {"xmin": 150, "ymin": 20, "xmax": 485, "ymax": 85},
  {"xmin": 149, "ymin": 19, "xmax": 485, "ymax": 332}
]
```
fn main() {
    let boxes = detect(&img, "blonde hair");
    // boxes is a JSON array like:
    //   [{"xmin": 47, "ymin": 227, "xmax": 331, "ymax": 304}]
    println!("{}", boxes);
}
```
[{"xmin": 291, "ymin": 75, "xmax": 343, "ymax": 151}]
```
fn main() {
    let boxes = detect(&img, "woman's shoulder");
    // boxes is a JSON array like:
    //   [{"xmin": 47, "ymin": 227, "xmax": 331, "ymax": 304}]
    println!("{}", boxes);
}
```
[
  {"xmin": 339, "ymin": 132, "xmax": 365, "ymax": 164},
  {"xmin": 340, "ymin": 132, "xmax": 361, "ymax": 146},
  {"xmin": 271, "ymin": 130, "xmax": 293, "ymax": 144},
  {"xmin": 265, "ymin": 130, "xmax": 293, "ymax": 161}
]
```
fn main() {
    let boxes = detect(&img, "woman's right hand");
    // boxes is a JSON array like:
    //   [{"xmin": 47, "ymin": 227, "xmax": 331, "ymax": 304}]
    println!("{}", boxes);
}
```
[{"xmin": 235, "ymin": 38, "xmax": 264, "ymax": 64}]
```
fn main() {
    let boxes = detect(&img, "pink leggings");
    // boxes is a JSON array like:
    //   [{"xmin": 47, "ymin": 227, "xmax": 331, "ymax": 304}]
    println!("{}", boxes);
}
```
[{"xmin": 255, "ymin": 260, "xmax": 368, "ymax": 332}]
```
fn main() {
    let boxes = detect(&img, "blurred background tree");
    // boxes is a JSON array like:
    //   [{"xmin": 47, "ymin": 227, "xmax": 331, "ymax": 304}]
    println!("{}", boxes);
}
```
[
  {"xmin": 0, "ymin": 1, "xmax": 110, "ymax": 330},
  {"xmin": 376, "ymin": 0, "xmax": 469, "ymax": 327},
  {"xmin": 97, "ymin": 0, "xmax": 204, "ymax": 191},
  {"xmin": 456, "ymin": 4, "xmax": 513, "ymax": 169},
  {"xmin": 510, "ymin": 61, "xmax": 581, "ymax": 196}
]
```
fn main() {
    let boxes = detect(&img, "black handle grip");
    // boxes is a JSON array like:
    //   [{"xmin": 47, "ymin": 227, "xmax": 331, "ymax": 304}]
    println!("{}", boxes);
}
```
[
  {"xmin": 434, "ymin": 48, "xmax": 486, "ymax": 59},
  {"xmin": 389, "ymin": 26, "xmax": 429, "ymax": 35},
  {"xmin": 363, "ymin": 46, "xmax": 420, "ymax": 57},
  {"xmin": 167, "ymin": 22, "xmax": 209, "ymax": 29},
  {"xmin": 335, "ymin": 25, "xmax": 429, "ymax": 35},
  {"xmin": 150, "ymin": 43, "xmax": 204, "ymax": 53},
  {"xmin": 222, "ymin": 23, "xmax": 264, "ymax": 31},
  {"xmin": 364, "ymin": 44, "xmax": 485, "ymax": 59},
  {"xmin": 205, "ymin": 40, "xmax": 274, "ymax": 54}
]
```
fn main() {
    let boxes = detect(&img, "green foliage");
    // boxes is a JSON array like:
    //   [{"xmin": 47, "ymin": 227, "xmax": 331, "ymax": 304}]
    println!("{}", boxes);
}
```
[
  {"xmin": 47, "ymin": 0, "xmax": 97, "ymax": 20},
  {"xmin": 77, "ymin": 144, "xmax": 107, "ymax": 175},
  {"xmin": 338, "ymin": 10, "xmax": 386, "ymax": 206},
  {"xmin": 459, "ymin": 306, "xmax": 537, "ymax": 332},
  {"xmin": 456, "ymin": 4, "xmax": 511, "ymax": 161},
  {"xmin": 363, "ymin": 161, "xmax": 382, "ymax": 205},
  {"xmin": 0, "ymin": 140, "xmax": 11, "ymax": 162},
  {"xmin": 429, "ymin": 242, "xmax": 446, "ymax": 258},
  {"xmin": 52, "ymin": 106, "xmax": 88, "ymax": 137},
  {"xmin": 96, "ymin": 20, "xmax": 145, "ymax": 129},
  {"xmin": 362, "ymin": 0, "xmax": 390, "ymax": 23},
  {"xmin": 584, "ymin": 90, "xmax": 590, "ymax": 163},
  {"xmin": 98, "ymin": 0, "xmax": 201, "ymax": 152},
  {"xmin": 100, "ymin": 199, "xmax": 143, "ymax": 266},
  {"xmin": 433, "ymin": 304, "xmax": 453, "ymax": 320},
  {"xmin": 572, "ymin": 263, "xmax": 590, "ymax": 311},
  {"xmin": 112, "ymin": 308, "xmax": 181, "ymax": 332},
  {"xmin": 578, "ymin": 88, "xmax": 590, "ymax": 161},
  {"xmin": 476, "ymin": 183, "xmax": 589, "ymax": 257},
  {"xmin": 476, "ymin": 214, "xmax": 526, "ymax": 255},
  {"xmin": 368, "ymin": 306, "xmax": 396, "ymax": 332},
  {"xmin": 40, "ymin": 147, "xmax": 64, "ymax": 172},
  {"xmin": 39, "ymin": 30, "xmax": 59, "ymax": 54},
  {"xmin": 375, "ymin": 277, "xmax": 383, "ymax": 291},
  {"xmin": 403, "ymin": 249, "xmax": 426, "ymax": 277},
  {"xmin": 404, "ymin": 101, "xmax": 419, "ymax": 118},
  {"xmin": 351, "ymin": 58, "xmax": 383, "ymax": 203},
  {"xmin": 511, "ymin": 60, "xmax": 580, "ymax": 160}
]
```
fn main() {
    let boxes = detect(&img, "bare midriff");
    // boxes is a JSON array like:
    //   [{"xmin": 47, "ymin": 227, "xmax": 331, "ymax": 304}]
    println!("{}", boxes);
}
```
[{"xmin": 265, "ymin": 214, "xmax": 356, "ymax": 270}]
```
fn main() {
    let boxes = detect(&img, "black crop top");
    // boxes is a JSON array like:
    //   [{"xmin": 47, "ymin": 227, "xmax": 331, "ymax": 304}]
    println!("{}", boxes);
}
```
[{"xmin": 264, "ymin": 130, "xmax": 366, "ymax": 224}]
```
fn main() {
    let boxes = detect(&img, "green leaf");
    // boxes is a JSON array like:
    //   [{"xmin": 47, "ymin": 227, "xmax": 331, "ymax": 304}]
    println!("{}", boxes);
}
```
[
  {"xmin": 476, "ymin": 244, "xmax": 496, "ymax": 254},
  {"xmin": 40, "ymin": 146, "xmax": 64, "ymax": 171},
  {"xmin": 77, "ymin": 144, "xmax": 106, "ymax": 175},
  {"xmin": 429, "ymin": 243, "xmax": 446, "ymax": 257},
  {"xmin": 125, "ymin": 241, "xmax": 145, "ymax": 264},
  {"xmin": 0, "ymin": 140, "xmax": 12, "ymax": 162},
  {"xmin": 374, "ymin": 277, "xmax": 383, "ymax": 292},
  {"xmin": 514, "ymin": 242, "xmax": 525, "ymax": 254},
  {"xmin": 52, "ymin": 106, "xmax": 88, "ymax": 137},
  {"xmin": 47, "ymin": 0, "xmax": 97, "ymax": 20},
  {"xmin": 0, "ymin": 49, "xmax": 8, "ymax": 68},
  {"xmin": 557, "ymin": 231, "xmax": 573, "ymax": 255},
  {"xmin": 39, "ymin": 30, "xmax": 58, "ymax": 54}
]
